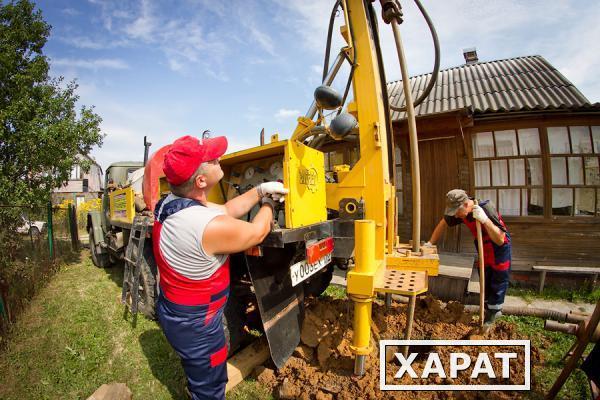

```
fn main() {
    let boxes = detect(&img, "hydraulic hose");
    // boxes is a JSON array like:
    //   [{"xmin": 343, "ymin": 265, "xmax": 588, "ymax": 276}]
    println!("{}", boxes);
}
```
[
  {"xmin": 388, "ymin": 0, "xmax": 441, "ymax": 112},
  {"xmin": 367, "ymin": 1, "xmax": 396, "ymax": 188},
  {"xmin": 323, "ymin": 0, "xmax": 343, "ymax": 83}
]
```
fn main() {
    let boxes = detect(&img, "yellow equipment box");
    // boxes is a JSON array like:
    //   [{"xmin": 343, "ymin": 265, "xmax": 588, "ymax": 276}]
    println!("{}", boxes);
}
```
[
  {"xmin": 209, "ymin": 139, "xmax": 327, "ymax": 229},
  {"xmin": 109, "ymin": 187, "xmax": 135, "ymax": 225}
]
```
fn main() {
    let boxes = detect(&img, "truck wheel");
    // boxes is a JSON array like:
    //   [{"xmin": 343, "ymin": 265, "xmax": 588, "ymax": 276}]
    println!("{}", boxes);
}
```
[
  {"xmin": 136, "ymin": 245, "xmax": 158, "ymax": 320},
  {"xmin": 89, "ymin": 228, "xmax": 110, "ymax": 268},
  {"xmin": 222, "ymin": 293, "xmax": 247, "ymax": 356}
]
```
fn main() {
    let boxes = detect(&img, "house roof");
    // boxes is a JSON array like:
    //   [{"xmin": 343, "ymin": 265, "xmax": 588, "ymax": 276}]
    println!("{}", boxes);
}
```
[{"xmin": 387, "ymin": 55, "xmax": 600, "ymax": 121}]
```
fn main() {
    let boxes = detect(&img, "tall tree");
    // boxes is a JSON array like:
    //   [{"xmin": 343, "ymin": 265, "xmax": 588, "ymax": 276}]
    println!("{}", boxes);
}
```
[{"xmin": 0, "ymin": 0, "xmax": 103, "ymax": 230}]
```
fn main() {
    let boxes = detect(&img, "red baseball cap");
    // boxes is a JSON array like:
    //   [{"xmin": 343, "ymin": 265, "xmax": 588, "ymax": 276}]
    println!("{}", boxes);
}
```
[{"xmin": 163, "ymin": 135, "xmax": 228, "ymax": 185}]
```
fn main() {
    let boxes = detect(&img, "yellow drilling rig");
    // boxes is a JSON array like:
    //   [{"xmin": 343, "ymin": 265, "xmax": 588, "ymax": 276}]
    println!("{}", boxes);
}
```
[{"xmin": 88, "ymin": 0, "xmax": 442, "ymax": 374}]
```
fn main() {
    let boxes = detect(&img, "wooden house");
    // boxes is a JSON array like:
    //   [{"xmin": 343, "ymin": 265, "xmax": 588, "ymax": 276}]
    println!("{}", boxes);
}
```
[{"xmin": 389, "ymin": 52, "xmax": 600, "ymax": 273}]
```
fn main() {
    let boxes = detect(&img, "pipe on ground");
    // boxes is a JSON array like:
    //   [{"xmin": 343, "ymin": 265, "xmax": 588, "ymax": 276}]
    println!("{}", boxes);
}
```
[
  {"xmin": 463, "ymin": 305, "xmax": 587, "ymax": 324},
  {"xmin": 544, "ymin": 320, "xmax": 600, "ymax": 342}
]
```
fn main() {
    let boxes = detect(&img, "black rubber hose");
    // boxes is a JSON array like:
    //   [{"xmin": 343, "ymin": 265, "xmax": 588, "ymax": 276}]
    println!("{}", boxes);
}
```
[
  {"xmin": 389, "ymin": 0, "xmax": 441, "ymax": 112},
  {"xmin": 367, "ymin": 0, "xmax": 396, "ymax": 182},
  {"xmin": 323, "ymin": 0, "xmax": 342, "ymax": 83}
]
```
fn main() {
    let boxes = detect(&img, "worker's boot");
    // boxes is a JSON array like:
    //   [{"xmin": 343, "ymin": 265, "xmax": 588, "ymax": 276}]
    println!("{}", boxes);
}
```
[{"xmin": 483, "ymin": 309, "xmax": 502, "ymax": 329}]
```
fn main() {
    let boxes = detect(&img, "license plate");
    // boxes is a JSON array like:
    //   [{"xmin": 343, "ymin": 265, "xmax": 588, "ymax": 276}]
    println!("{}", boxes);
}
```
[{"xmin": 290, "ymin": 253, "xmax": 332, "ymax": 287}]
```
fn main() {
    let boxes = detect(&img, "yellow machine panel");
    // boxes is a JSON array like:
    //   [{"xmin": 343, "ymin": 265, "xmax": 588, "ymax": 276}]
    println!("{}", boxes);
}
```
[
  {"xmin": 210, "ymin": 139, "xmax": 327, "ymax": 229},
  {"xmin": 109, "ymin": 187, "xmax": 135, "ymax": 225}
]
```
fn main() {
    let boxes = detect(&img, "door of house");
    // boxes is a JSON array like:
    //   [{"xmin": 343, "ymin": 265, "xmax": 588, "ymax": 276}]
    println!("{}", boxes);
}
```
[{"xmin": 418, "ymin": 136, "xmax": 460, "ymax": 252}]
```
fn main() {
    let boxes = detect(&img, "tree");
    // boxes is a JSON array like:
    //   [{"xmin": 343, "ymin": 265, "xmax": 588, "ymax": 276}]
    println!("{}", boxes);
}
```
[{"xmin": 0, "ymin": 0, "xmax": 103, "ymax": 239}]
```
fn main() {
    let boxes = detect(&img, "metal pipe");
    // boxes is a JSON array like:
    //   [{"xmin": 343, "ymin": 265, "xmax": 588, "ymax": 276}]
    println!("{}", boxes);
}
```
[
  {"xmin": 354, "ymin": 355, "xmax": 366, "ymax": 376},
  {"xmin": 544, "ymin": 320, "xmax": 600, "ymax": 342},
  {"xmin": 463, "ymin": 305, "xmax": 587, "ymax": 324},
  {"xmin": 402, "ymin": 293, "xmax": 416, "ymax": 357},
  {"xmin": 544, "ymin": 320, "xmax": 579, "ymax": 336},
  {"xmin": 47, "ymin": 201, "xmax": 54, "ymax": 261},
  {"xmin": 390, "ymin": 19, "xmax": 420, "ymax": 253},
  {"xmin": 305, "ymin": 52, "xmax": 345, "ymax": 119},
  {"xmin": 143, "ymin": 136, "xmax": 151, "ymax": 166}
]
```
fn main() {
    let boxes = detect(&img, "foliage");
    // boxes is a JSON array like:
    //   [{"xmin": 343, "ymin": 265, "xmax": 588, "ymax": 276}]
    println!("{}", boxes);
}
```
[
  {"xmin": 321, "ymin": 284, "xmax": 347, "ymax": 300},
  {"xmin": 0, "ymin": 0, "xmax": 103, "ymax": 263}
]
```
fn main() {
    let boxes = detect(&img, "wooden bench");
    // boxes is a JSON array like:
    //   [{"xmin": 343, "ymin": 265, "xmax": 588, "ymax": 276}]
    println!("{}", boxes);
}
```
[{"xmin": 532, "ymin": 265, "xmax": 600, "ymax": 293}]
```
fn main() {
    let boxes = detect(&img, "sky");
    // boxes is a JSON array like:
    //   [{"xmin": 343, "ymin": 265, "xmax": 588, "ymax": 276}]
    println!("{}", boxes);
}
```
[{"xmin": 34, "ymin": 0, "xmax": 600, "ymax": 170}]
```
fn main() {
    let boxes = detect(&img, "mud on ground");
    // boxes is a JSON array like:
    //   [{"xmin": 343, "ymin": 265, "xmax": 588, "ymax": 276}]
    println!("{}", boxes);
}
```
[{"xmin": 253, "ymin": 296, "xmax": 542, "ymax": 400}]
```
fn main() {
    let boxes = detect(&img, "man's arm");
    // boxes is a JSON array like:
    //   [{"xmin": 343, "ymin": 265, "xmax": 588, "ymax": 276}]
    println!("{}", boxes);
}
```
[
  {"xmin": 482, "ymin": 219, "xmax": 506, "ymax": 246},
  {"xmin": 428, "ymin": 219, "xmax": 448, "ymax": 245},
  {"xmin": 203, "ymin": 202, "xmax": 274, "ymax": 255},
  {"xmin": 472, "ymin": 205, "xmax": 506, "ymax": 246},
  {"xmin": 208, "ymin": 182, "xmax": 288, "ymax": 218},
  {"xmin": 207, "ymin": 188, "xmax": 260, "ymax": 218}
]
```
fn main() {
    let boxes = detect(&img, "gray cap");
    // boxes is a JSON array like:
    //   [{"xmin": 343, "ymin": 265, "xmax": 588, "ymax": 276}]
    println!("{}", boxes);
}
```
[{"xmin": 444, "ymin": 189, "xmax": 469, "ymax": 216}]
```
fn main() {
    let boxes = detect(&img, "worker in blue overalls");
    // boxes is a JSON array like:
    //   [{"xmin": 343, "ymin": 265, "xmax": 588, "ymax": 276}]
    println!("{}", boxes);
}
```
[
  {"xmin": 427, "ymin": 189, "xmax": 512, "ymax": 327},
  {"xmin": 154, "ymin": 135, "xmax": 288, "ymax": 399}
]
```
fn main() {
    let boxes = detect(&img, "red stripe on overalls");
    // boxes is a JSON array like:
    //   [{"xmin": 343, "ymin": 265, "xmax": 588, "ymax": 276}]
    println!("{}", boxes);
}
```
[{"xmin": 464, "ymin": 211, "xmax": 511, "ymax": 271}]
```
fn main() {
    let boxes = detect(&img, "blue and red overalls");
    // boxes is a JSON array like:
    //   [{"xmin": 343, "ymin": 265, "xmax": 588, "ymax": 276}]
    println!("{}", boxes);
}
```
[
  {"xmin": 446, "ymin": 200, "xmax": 511, "ymax": 311},
  {"xmin": 153, "ymin": 197, "xmax": 230, "ymax": 400}
]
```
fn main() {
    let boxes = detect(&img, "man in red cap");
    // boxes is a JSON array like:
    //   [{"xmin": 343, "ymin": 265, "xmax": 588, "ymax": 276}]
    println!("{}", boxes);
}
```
[
  {"xmin": 427, "ymin": 189, "xmax": 512, "ymax": 328},
  {"xmin": 152, "ymin": 135, "xmax": 288, "ymax": 399}
]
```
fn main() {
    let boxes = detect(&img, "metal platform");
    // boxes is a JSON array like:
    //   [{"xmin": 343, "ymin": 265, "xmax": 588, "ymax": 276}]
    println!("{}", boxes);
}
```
[{"xmin": 375, "ymin": 269, "xmax": 428, "ymax": 296}]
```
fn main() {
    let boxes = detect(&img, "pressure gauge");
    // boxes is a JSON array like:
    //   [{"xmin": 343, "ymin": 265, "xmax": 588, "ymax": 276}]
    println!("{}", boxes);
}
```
[
  {"xmin": 269, "ymin": 161, "xmax": 283, "ymax": 178},
  {"xmin": 244, "ymin": 167, "xmax": 255, "ymax": 180}
]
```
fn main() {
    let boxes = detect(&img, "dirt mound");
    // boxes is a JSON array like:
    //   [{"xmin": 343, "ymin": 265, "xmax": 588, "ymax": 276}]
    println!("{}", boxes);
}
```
[{"xmin": 254, "ymin": 296, "xmax": 541, "ymax": 400}]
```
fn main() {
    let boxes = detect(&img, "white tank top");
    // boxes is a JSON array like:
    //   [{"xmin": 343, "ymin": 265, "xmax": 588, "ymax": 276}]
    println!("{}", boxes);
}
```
[{"xmin": 157, "ymin": 194, "xmax": 227, "ymax": 280}]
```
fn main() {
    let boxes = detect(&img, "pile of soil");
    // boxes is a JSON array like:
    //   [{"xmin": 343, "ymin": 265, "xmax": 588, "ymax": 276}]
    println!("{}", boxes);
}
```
[{"xmin": 253, "ymin": 296, "xmax": 542, "ymax": 400}]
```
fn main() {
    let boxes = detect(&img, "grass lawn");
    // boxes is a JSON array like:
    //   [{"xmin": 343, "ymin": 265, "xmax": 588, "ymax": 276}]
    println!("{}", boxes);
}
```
[
  {"xmin": 508, "ymin": 285, "xmax": 600, "ymax": 304},
  {"xmin": 0, "ymin": 251, "xmax": 264, "ymax": 400},
  {"xmin": 0, "ymin": 257, "xmax": 595, "ymax": 399}
]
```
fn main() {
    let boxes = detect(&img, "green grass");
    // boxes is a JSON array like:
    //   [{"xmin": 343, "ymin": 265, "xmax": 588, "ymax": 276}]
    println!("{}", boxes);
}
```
[
  {"xmin": 0, "ymin": 251, "xmax": 267, "ymax": 400},
  {"xmin": 508, "ymin": 285, "xmax": 600, "ymax": 304},
  {"xmin": 502, "ymin": 315, "xmax": 593, "ymax": 400},
  {"xmin": 227, "ymin": 379, "xmax": 272, "ymax": 400},
  {"xmin": 321, "ymin": 284, "xmax": 346, "ymax": 300}
]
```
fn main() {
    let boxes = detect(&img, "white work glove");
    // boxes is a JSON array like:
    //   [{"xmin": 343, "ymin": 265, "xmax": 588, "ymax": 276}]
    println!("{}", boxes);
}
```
[
  {"xmin": 472, "ymin": 205, "xmax": 489, "ymax": 224},
  {"xmin": 256, "ymin": 181, "xmax": 289, "ymax": 203}
]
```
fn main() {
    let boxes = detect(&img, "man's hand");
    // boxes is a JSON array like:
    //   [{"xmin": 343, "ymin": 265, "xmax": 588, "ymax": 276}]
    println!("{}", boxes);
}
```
[
  {"xmin": 472, "ymin": 205, "xmax": 489, "ymax": 224},
  {"xmin": 257, "ymin": 182, "xmax": 289, "ymax": 203}
]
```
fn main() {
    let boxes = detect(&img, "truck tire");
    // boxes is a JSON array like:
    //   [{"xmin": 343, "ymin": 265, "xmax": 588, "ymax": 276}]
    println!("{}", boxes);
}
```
[
  {"xmin": 89, "ymin": 228, "xmax": 110, "ymax": 268},
  {"xmin": 222, "ymin": 295, "xmax": 246, "ymax": 357},
  {"xmin": 136, "ymin": 244, "xmax": 158, "ymax": 320}
]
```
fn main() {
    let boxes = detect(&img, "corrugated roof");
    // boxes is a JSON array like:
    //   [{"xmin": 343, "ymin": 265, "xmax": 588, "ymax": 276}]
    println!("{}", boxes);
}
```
[{"xmin": 388, "ymin": 55, "xmax": 600, "ymax": 121}]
